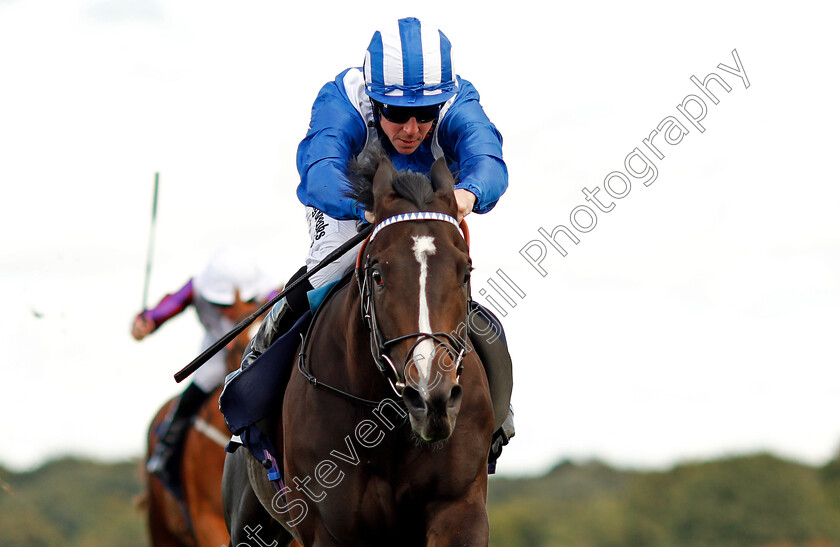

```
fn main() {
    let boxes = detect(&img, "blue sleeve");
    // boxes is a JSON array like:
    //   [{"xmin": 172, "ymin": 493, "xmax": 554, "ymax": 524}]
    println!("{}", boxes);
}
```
[
  {"xmin": 296, "ymin": 72, "xmax": 369, "ymax": 221},
  {"xmin": 437, "ymin": 79, "xmax": 508, "ymax": 214}
]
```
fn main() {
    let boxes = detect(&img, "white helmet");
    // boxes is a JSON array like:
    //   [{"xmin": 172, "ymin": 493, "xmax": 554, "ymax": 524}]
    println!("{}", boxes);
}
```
[{"xmin": 194, "ymin": 247, "xmax": 266, "ymax": 306}]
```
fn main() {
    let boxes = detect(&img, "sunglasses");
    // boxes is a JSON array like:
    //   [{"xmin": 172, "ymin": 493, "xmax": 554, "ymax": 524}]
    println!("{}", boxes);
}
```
[{"xmin": 378, "ymin": 103, "xmax": 442, "ymax": 124}]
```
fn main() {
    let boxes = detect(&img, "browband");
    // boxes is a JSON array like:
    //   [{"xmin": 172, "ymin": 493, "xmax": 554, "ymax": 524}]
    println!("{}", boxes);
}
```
[
  {"xmin": 356, "ymin": 213, "xmax": 470, "ymax": 270},
  {"xmin": 369, "ymin": 212, "xmax": 463, "ymax": 243}
]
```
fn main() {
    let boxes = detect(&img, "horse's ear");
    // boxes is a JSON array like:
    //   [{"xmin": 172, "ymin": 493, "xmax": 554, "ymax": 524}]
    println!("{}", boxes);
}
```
[
  {"xmin": 430, "ymin": 157, "xmax": 455, "ymax": 197},
  {"xmin": 372, "ymin": 155, "xmax": 397, "ymax": 204}
]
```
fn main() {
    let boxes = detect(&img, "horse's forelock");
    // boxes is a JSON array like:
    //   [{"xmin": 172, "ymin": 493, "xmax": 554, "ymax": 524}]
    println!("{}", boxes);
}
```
[
  {"xmin": 391, "ymin": 172, "xmax": 436, "ymax": 209},
  {"xmin": 345, "ymin": 146, "xmax": 384, "ymax": 212},
  {"xmin": 346, "ymin": 142, "xmax": 456, "ymax": 214}
]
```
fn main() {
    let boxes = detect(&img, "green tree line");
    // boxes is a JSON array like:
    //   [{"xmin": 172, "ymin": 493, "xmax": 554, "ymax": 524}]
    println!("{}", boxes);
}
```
[
  {"xmin": 488, "ymin": 454, "xmax": 840, "ymax": 546},
  {"xmin": 2, "ymin": 452, "xmax": 840, "ymax": 546}
]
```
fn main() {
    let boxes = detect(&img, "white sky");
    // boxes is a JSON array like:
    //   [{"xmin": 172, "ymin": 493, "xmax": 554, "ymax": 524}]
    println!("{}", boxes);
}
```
[{"xmin": 1, "ymin": 0, "xmax": 839, "ymax": 476}]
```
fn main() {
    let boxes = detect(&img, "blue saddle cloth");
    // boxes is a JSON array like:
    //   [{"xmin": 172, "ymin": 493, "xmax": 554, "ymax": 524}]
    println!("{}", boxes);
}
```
[
  {"xmin": 219, "ymin": 310, "xmax": 313, "ymax": 464},
  {"xmin": 218, "ymin": 279, "xmax": 342, "ymax": 469}
]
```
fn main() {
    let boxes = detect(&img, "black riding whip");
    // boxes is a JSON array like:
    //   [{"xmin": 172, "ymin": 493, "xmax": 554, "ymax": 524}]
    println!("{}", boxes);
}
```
[
  {"xmin": 142, "ymin": 172, "xmax": 160, "ymax": 311},
  {"xmin": 174, "ymin": 223, "xmax": 374, "ymax": 383}
]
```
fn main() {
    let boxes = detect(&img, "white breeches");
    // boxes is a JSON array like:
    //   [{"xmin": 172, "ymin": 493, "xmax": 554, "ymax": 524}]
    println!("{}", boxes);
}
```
[
  {"xmin": 191, "ymin": 331, "xmax": 229, "ymax": 393},
  {"xmin": 304, "ymin": 207, "xmax": 365, "ymax": 289}
]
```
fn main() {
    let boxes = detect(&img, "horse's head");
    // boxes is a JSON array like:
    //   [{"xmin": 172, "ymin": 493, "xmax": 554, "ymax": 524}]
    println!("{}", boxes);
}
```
[{"xmin": 351, "ymin": 149, "xmax": 472, "ymax": 443}]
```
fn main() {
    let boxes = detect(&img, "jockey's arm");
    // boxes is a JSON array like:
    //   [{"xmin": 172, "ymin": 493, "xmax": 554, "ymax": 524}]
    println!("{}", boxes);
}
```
[
  {"xmin": 438, "ymin": 79, "xmax": 508, "ymax": 215},
  {"xmin": 296, "ymin": 77, "xmax": 369, "ymax": 222},
  {"xmin": 132, "ymin": 279, "xmax": 195, "ymax": 340}
]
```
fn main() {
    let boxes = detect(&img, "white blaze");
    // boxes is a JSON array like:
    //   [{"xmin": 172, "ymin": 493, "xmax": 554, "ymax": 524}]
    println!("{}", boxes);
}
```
[{"xmin": 412, "ymin": 235, "xmax": 436, "ymax": 391}]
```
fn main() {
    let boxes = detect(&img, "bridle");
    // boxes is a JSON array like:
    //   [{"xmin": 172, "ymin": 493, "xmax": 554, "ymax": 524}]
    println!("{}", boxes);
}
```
[
  {"xmin": 298, "ymin": 212, "xmax": 470, "ymax": 408},
  {"xmin": 355, "ymin": 212, "xmax": 471, "ymax": 397}
]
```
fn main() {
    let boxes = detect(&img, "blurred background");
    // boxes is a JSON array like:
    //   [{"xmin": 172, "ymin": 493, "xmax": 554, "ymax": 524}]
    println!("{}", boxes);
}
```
[{"xmin": 2, "ymin": 0, "xmax": 839, "ymax": 545}]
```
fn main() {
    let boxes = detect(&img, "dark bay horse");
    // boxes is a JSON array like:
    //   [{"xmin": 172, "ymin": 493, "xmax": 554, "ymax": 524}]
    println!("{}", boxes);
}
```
[{"xmin": 224, "ymin": 152, "xmax": 495, "ymax": 546}]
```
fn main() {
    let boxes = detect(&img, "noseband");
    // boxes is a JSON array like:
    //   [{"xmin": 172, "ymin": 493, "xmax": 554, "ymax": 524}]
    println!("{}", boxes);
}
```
[{"xmin": 355, "ymin": 212, "xmax": 471, "ymax": 397}]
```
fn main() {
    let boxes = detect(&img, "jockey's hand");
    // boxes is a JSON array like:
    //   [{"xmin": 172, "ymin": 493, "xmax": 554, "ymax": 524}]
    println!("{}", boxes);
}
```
[
  {"xmin": 454, "ymin": 189, "xmax": 476, "ymax": 222},
  {"xmin": 131, "ymin": 314, "xmax": 154, "ymax": 341},
  {"xmin": 364, "ymin": 210, "xmax": 375, "ymax": 224}
]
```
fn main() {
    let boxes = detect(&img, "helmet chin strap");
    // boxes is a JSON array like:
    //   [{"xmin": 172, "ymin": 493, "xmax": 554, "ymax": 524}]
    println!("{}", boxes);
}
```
[{"xmin": 370, "ymin": 98, "xmax": 381, "ymax": 124}]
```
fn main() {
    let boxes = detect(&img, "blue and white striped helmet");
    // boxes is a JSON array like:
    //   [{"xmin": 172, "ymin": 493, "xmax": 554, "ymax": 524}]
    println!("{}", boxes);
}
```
[{"xmin": 364, "ymin": 17, "xmax": 458, "ymax": 107}]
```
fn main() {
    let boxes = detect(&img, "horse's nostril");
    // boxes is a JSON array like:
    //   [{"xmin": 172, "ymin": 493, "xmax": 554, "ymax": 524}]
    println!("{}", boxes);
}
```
[
  {"xmin": 447, "ymin": 384, "xmax": 463, "ymax": 411},
  {"xmin": 403, "ymin": 386, "xmax": 427, "ymax": 414}
]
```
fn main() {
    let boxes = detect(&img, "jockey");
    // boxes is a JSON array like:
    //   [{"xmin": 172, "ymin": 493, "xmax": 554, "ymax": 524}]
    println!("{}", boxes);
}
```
[
  {"xmin": 239, "ymin": 17, "xmax": 514, "ymax": 467},
  {"xmin": 135, "ymin": 247, "xmax": 270, "ymax": 484}
]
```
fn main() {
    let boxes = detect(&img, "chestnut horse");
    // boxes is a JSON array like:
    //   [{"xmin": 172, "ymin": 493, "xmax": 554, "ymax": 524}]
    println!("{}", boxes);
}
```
[
  {"xmin": 224, "ymin": 152, "xmax": 494, "ymax": 546},
  {"xmin": 145, "ymin": 315, "xmax": 299, "ymax": 547}
]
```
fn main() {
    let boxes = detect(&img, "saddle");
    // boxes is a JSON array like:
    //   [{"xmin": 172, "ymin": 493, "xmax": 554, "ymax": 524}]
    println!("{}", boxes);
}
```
[{"xmin": 219, "ymin": 274, "xmax": 513, "ymax": 483}]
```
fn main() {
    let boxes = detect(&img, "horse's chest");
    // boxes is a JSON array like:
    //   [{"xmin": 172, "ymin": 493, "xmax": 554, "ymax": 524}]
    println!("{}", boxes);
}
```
[
  {"xmin": 357, "ymin": 457, "xmax": 475, "ymax": 513},
  {"xmin": 332, "ymin": 472, "xmax": 465, "ymax": 542}
]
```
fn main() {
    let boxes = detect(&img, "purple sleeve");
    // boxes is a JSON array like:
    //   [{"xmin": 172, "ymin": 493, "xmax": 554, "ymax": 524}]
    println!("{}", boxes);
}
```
[
  {"xmin": 264, "ymin": 286, "xmax": 285, "ymax": 303},
  {"xmin": 142, "ymin": 279, "xmax": 195, "ymax": 329}
]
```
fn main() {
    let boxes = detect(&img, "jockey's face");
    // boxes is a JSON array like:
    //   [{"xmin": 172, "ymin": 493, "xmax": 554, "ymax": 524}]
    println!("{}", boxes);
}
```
[{"xmin": 379, "ymin": 115, "xmax": 434, "ymax": 155}]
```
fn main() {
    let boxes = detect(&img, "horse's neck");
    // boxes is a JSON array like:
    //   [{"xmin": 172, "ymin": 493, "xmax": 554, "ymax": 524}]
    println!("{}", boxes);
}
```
[
  {"xmin": 318, "ymin": 284, "xmax": 391, "ymax": 398},
  {"xmin": 339, "ymin": 286, "xmax": 371, "ymax": 362}
]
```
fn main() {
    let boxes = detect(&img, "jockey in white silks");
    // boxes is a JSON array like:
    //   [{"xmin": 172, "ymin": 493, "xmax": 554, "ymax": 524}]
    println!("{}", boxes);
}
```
[{"xmin": 134, "ymin": 247, "xmax": 272, "ymax": 485}]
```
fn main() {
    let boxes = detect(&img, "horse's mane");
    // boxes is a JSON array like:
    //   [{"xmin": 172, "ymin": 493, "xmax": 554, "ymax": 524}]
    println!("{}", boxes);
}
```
[{"xmin": 346, "ymin": 142, "xmax": 438, "ymax": 211}]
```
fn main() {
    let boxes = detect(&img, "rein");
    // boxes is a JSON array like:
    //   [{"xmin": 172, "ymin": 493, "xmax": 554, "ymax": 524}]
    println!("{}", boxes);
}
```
[
  {"xmin": 174, "ymin": 224, "xmax": 373, "ymax": 383},
  {"xmin": 296, "ymin": 270, "xmax": 385, "ymax": 408},
  {"xmin": 297, "ymin": 213, "xmax": 471, "ymax": 405}
]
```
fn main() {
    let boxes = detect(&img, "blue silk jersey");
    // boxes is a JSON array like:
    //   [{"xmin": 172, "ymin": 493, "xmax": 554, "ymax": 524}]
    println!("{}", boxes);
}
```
[{"xmin": 296, "ymin": 67, "xmax": 508, "ymax": 222}]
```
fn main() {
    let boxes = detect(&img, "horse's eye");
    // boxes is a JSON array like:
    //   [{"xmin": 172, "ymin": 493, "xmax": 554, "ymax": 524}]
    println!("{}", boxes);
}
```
[
  {"xmin": 372, "ymin": 270, "xmax": 384, "ymax": 288},
  {"xmin": 462, "ymin": 268, "xmax": 472, "ymax": 287}
]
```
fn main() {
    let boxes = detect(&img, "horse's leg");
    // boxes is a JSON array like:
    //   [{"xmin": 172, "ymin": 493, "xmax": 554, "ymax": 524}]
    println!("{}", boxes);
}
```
[
  {"xmin": 146, "ymin": 478, "xmax": 192, "ymax": 547},
  {"xmin": 190, "ymin": 510, "xmax": 228, "ymax": 547},
  {"xmin": 182, "ymin": 397, "xmax": 231, "ymax": 547},
  {"xmin": 146, "ymin": 401, "xmax": 193, "ymax": 547},
  {"xmin": 424, "ymin": 490, "xmax": 490, "ymax": 547},
  {"xmin": 223, "ymin": 448, "xmax": 292, "ymax": 546},
  {"xmin": 186, "ymin": 458, "xmax": 228, "ymax": 547}
]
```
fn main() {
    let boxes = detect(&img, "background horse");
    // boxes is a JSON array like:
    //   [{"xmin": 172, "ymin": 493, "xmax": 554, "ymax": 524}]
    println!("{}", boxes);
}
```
[
  {"xmin": 225, "ymin": 152, "xmax": 495, "ymax": 546},
  {"xmin": 144, "ymin": 316, "xmax": 268, "ymax": 546}
]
